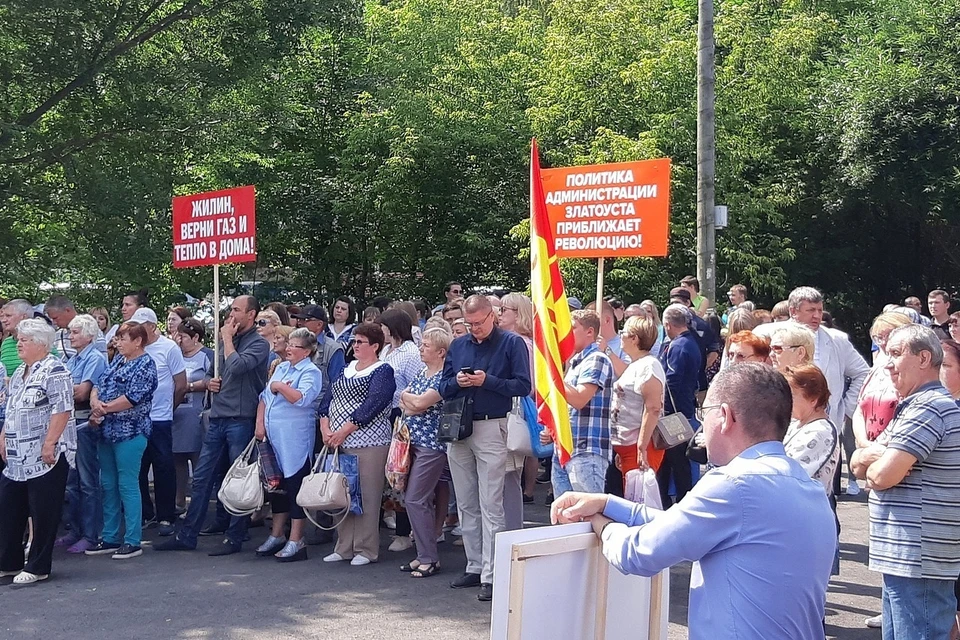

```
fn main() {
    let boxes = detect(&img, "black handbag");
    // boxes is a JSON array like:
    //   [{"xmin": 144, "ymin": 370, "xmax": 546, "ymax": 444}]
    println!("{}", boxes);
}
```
[
  {"xmin": 686, "ymin": 429, "xmax": 708, "ymax": 464},
  {"xmin": 438, "ymin": 394, "xmax": 475, "ymax": 442}
]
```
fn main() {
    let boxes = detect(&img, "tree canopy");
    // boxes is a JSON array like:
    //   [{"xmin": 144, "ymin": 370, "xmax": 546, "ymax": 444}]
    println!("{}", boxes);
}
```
[{"xmin": 2, "ymin": 0, "xmax": 958, "ymax": 340}]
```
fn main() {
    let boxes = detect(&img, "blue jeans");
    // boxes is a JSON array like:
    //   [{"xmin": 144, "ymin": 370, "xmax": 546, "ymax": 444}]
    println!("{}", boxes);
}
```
[
  {"xmin": 100, "ymin": 435, "xmax": 148, "ymax": 546},
  {"xmin": 139, "ymin": 419, "xmax": 176, "ymax": 523},
  {"xmin": 551, "ymin": 452, "xmax": 609, "ymax": 497},
  {"xmin": 178, "ymin": 417, "xmax": 254, "ymax": 547},
  {"xmin": 65, "ymin": 424, "xmax": 102, "ymax": 543},
  {"xmin": 881, "ymin": 573, "xmax": 956, "ymax": 640}
]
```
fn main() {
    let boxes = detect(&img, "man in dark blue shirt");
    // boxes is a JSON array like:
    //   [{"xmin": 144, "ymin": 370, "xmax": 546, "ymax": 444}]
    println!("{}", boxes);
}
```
[
  {"xmin": 657, "ymin": 304, "xmax": 703, "ymax": 507},
  {"xmin": 439, "ymin": 295, "xmax": 530, "ymax": 602},
  {"xmin": 670, "ymin": 287, "xmax": 721, "ymax": 391}
]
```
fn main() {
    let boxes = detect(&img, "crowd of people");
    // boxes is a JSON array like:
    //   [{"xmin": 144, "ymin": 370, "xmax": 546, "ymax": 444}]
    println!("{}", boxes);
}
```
[{"xmin": 1, "ymin": 280, "xmax": 959, "ymax": 637}]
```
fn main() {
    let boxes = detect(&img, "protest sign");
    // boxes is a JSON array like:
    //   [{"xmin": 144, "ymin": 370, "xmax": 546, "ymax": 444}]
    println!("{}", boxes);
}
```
[
  {"xmin": 540, "ymin": 159, "xmax": 671, "ymax": 258},
  {"xmin": 172, "ymin": 185, "xmax": 256, "ymax": 268}
]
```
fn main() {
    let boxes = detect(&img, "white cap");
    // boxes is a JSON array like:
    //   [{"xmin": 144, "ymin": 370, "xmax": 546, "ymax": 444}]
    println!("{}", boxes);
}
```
[{"xmin": 129, "ymin": 308, "xmax": 159, "ymax": 325}]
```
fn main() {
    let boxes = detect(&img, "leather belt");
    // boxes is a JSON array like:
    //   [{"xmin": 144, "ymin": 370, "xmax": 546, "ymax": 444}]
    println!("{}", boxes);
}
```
[{"xmin": 474, "ymin": 414, "xmax": 507, "ymax": 421}]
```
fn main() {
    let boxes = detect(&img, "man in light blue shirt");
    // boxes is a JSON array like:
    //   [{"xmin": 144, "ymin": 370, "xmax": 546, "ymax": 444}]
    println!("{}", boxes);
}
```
[{"xmin": 552, "ymin": 363, "xmax": 836, "ymax": 640}]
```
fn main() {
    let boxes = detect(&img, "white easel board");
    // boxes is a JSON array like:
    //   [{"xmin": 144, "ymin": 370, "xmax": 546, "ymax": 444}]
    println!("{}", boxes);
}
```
[{"xmin": 490, "ymin": 523, "xmax": 669, "ymax": 640}]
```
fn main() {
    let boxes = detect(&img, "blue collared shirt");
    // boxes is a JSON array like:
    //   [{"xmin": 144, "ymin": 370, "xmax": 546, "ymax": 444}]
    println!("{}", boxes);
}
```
[
  {"xmin": 439, "ymin": 326, "xmax": 531, "ymax": 417},
  {"xmin": 260, "ymin": 358, "xmax": 322, "ymax": 477},
  {"xmin": 601, "ymin": 441, "xmax": 836, "ymax": 640},
  {"xmin": 66, "ymin": 343, "xmax": 108, "ymax": 414}
]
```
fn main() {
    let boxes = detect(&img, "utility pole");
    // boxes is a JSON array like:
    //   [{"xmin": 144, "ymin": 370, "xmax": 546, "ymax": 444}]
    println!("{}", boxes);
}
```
[{"xmin": 696, "ymin": 0, "xmax": 716, "ymax": 306}]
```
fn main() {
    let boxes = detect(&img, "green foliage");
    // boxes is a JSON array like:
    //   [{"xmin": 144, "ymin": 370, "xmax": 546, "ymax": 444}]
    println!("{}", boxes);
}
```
[{"xmin": 2, "ymin": 0, "xmax": 959, "ymax": 344}]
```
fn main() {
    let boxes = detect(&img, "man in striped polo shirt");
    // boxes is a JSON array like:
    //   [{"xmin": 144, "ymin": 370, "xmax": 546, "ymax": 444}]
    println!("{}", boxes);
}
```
[{"xmin": 852, "ymin": 324, "xmax": 960, "ymax": 639}]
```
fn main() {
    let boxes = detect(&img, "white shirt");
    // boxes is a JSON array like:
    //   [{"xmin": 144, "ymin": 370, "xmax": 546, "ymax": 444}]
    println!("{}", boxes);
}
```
[
  {"xmin": 610, "ymin": 355, "xmax": 666, "ymax": 446},
  {"xmin": 144, "ymin": 335, "xmax": 186, "ymax": 421}
]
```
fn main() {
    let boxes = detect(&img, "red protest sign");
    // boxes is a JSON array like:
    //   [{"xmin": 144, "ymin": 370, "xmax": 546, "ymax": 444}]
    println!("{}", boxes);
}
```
[
  {"xmin": 172, "ymin": 186, "xmax": 257, "ymax": 268},
  {"xmin": 540, "ymin": 159, "xmax": 671, "ymax": 258}
]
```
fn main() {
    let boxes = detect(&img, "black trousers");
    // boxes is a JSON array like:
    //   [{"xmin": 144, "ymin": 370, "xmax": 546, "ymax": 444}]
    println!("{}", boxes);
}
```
[
  {"xmin": 0, "ymin": 456, "xmax": 69, "ymax": 576},
  {"xmin": 656, "ymin": 443, "xmax": 692, "ymax": 508},
  {"xmin": 268, "ymin": 460, "xmax": 312, "ymax": 520}
]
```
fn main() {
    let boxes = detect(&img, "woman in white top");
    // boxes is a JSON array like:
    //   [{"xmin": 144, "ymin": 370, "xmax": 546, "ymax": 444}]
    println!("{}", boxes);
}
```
[
  {"xmin": 782, "ymin": 364, "xmax": 839, "ymax": 494},
  {"xmin": 610, "ymin": 315, "xmax": 665, "ymax": 490}
]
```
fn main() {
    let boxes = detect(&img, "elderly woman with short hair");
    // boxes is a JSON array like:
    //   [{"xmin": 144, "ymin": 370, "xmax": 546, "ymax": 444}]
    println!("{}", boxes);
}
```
[
  {"xmin": 321, "ymin": 323, "xmax": 396, "ymax": 566},
  {"xmin": 254, "ymin": 328, "xmax": 324, "ymax": 563},
  {"xmin": 397, "ymin": 327, "xmax": 451, "ymax": 577},
  {"xmin": 0, "ymin": 318, "xmax": 75, "ymax": 585},
  {"xmin": 86, "ymin": 322, "xmax": 158, "ymax": 560},
  {"xmin": 769, "ymin": 323, "xmax": 816, "ymax": 372},
  {"xmin": 58, "ymin": 314, "xmax": 109, "ymax": 554}
]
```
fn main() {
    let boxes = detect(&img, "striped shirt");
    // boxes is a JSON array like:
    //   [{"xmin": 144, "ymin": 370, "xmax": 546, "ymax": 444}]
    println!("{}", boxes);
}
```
[
  {"xmin": 565, "ymin": 343, "xmax": 614, "ymax": 460},
  {"xmin": 868, "ymin": 382, "xmax": 960, "ymax": 580}
]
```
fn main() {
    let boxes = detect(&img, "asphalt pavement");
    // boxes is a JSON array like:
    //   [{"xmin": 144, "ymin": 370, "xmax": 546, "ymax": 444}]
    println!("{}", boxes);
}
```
[{"xmin": 1, "ymin": 485, "xmax": 880, "ymax": 639}]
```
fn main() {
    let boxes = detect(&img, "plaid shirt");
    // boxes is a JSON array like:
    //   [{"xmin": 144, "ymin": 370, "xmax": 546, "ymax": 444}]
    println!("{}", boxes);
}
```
[{"xmin": 565, "ymin": 343, "xmax": 614, "ymax": 460}]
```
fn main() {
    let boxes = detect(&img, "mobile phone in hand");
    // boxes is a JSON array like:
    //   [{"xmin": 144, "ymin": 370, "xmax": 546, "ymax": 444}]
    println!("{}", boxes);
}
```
[{"xmin": 460, "ymin": 367, "xmax": 476, "ymax": 375}]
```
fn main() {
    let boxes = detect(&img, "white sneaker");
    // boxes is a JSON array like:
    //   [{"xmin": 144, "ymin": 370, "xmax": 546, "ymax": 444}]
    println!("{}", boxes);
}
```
[
  {"xmin": 383, "ymin": 511, "xmax": 397, "ymax": 530},
  {"xmin": 323, "ymin": 552, "xmax": 346, "ymax": 563},
  {"xmin": 12, "ymin": 571, "xmax": 48, "ymax": 585},
  {"xmin": 451, "ymin": 525, "xmax": 462, "ymax": 536},
  {"xmin": 864, "ymin": 614, "xmax": 882, "ymax": 628},
  {"xmin": 388, "ymin": 535, "xmax": 413, "ymax": 552},
  {"xmin": 846, "ymin": 481, "xmax": 862, "ymax": 496},
  {"xmin": 436, "ymin": 533, "xmax": 445, "ymax": 543},
  {"xmin": 350, "ymin": 555, "xmax": 372, "ymax": 566}
]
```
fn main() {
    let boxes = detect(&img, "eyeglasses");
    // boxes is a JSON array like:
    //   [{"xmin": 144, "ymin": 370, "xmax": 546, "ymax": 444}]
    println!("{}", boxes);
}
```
[
  {"xmin": 501, "ymin": 306, "xmax": 518, "ymax": 313},
  {"xmin": 464, "ymin": 311, "xmax": 493, "ymax": 330},
  {"xmin": 770, "ymin": 345, "xmax": 801, "ymax": 354},
  {"xmin": 288, "ymin": 343, "xmax": 308, "ymax": 350},
  {"xmin": 256, "ymin": 319, "xmax": 271, "ymax": 327},
  {"xmin": 729, "ymin": 352, "xmax": 758, "ymax": 361},
  {"xmin": 351, "ymin": 338, "xmax": 369, "ymax": 346},
  {"xmin": 696, "ymin": 404, "xmax": 722, "ymax": 421}
]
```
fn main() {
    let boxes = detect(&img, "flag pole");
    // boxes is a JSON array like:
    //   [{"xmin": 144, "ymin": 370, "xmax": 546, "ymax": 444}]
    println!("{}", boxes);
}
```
[
  {"xmin": 596, "ymin": 258, "xmax": 605, "ymax": 310},
  {"xmin": 213, "ymin": 263, "xmax": 220, "ymax": 378}
]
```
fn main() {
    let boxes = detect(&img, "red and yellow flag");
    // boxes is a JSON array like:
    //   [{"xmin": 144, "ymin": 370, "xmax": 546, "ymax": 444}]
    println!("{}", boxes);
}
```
[{"xmin": 530, "ymin": 139, "xmax": 576, "ymax": 466}]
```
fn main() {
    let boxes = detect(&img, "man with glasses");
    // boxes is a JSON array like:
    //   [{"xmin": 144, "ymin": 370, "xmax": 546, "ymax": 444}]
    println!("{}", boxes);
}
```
[
  {"xmin": 551, "ymin": 364, "xmax": 837, "ymax": 640},
  {"xmin": 433, "ymin": 281, "xmax": 464, "ymax": 315},
  {"xmin": 156, "ymin": 295, "xmax": 269, "ymax": 556},
  {"xmin": 439, "ymin": 295, "xmax": 531, "ymax": 602}
]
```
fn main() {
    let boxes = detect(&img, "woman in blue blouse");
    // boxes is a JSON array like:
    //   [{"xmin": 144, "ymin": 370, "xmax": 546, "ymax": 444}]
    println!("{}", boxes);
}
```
[
  {"xmin": 254, "ymin": 328, "xmax": 323, "ymax": 563},
  {"xmin": 320, "ymin": 323, "xmax": 396, "ymax": 566},
  {"xmin": 87, "ymin": 322, "xmax": 158, "ymax": 559},
  {"xmin": 397, "ymin": 327, "xmax": 450, "ymax": 577}
]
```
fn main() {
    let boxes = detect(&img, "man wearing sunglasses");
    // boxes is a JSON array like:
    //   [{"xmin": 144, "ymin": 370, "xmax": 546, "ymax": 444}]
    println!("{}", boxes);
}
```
[
  {"xmin": 432, "ymin": 281, "xmax": 464, "ymax": 315},
  {"xmin": 439, "ymin": 295, "xmax": 531, "ymax": 602}
]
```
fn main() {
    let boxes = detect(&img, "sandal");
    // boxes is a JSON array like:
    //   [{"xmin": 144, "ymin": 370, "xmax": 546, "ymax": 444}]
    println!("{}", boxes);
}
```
[
  {"xmin": 410, "ymin": 563, "xmax": 440, "ymax": 578},
  {"xmin": 400, "ymin": 559, "xmax": 421, "ymax": 572}
]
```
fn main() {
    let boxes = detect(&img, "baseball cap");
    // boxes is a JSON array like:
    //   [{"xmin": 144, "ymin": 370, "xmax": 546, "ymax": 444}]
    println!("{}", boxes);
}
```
[
  {"xmin": 568, "ymin": 297, "xmax": 583, "ymax": 311},
  {"xmin": 129, "ymin": 308, "xmax": 159, "ymax": 325},
  {"xmin": 292, "ymin": 304, "xmax": 329, "ymax": 323},
  {"xmin": 669, "ymin": 287, "xmax": 691, "ymax": 302}
]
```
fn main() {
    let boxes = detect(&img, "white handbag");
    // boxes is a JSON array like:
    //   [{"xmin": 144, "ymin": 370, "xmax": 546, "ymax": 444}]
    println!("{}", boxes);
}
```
[
  {"xmin": 297, "ymin": 446, "xmax": 351, "ymax": 530},
  {"xmin": 217, "ymin": 437, "xmax": 264, "ymax": 516},
  {"xmin": 506, "ymin": 397, "xmax": 534, "ymax": 456},
  {"xmin": 624, "ymin": 468, "xmax": 664, "ymax": 510}
]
